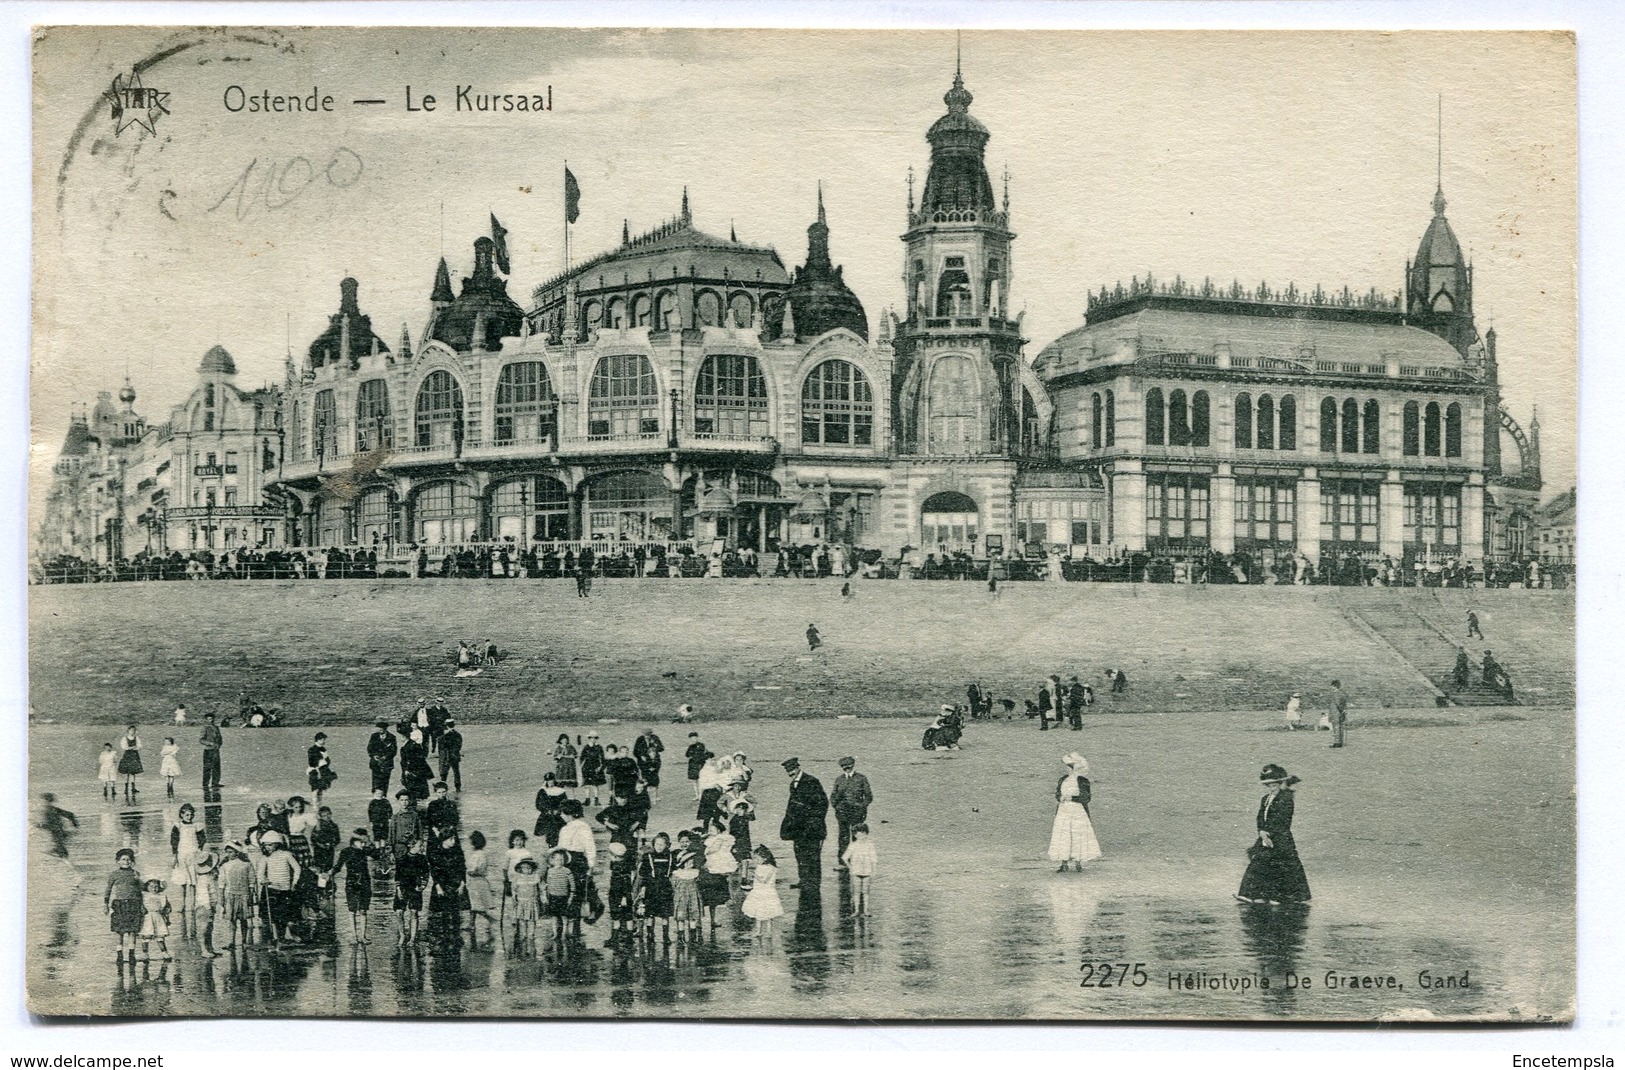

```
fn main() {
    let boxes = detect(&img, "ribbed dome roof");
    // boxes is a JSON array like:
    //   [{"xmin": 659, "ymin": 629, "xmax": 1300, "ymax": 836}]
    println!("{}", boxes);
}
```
[
  {"xmin": 199, "ymin": 345, "xmax": 237, "ymax": 375},
  {"xmin": 308, "ymin": 277, "xmax": 390, "ymax": 368},
  {"xmin": 1415, "ymin": 189, "xmax": 1464, "ymax": 269},
  {"xmin": 764, "ymin": 188, "xmax": 868, "ymax": 343},
  {"xmin": 919, "ymin": 70, "xmax": 996, "ymax": 217},
  {"xmin": 429, "ymin": 238, "xmax": 525, "ymax": 352}
]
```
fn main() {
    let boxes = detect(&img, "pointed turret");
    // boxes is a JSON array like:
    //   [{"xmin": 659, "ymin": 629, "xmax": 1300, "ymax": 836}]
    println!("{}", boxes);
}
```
[
  {"xmin": 766, "ymin": 186, "xmax": 868, "ymax": 343},
  {"xmin": 398, "ymin": 323, "xmax": 413, "ymax": 361},
  {"xmin": 429, "ymin": 236, "xmax": 524, "ymax": 352},
  {"xmin": 431, "ymin": 258, "xmax": 454, "ymax": 305},
  {"xmin": 622, "ymin": 219, "xmax": 631, "ymax": 246},
  {"xmin": 681, "ymin": 186, "xmax": 691, "ymax": 225}
]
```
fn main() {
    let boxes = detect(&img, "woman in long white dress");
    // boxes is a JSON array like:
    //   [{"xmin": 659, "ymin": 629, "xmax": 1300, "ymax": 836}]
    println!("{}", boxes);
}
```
[{"xmin": 1047, "ymin": 752, "xmax": 1102, "ymax": 872}]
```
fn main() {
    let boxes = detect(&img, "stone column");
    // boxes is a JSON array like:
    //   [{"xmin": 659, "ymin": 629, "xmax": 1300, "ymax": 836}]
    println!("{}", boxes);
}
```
[
  {"xmin": 1379, "ymin": 472, "xmax": 1405, "ymax": 560},
  {"xmin": 1210, "ymin": 464, "xmax": 1236, "ymax": 554},
  {"xmin": 1295, "ymin": 468, "xmax": 1321, "ymax": 564},
  {"xmin": 1462, "ymin": 476, "xmax": 1486, "ymax": 564},
  {"xmin": 1111, "ymin": 463, "xmax": 1147, "ymax": 551}
]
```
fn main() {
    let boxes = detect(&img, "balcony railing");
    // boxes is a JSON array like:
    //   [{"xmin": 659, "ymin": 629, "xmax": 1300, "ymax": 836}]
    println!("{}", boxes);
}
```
[{"xmin": 166, "ymin": 505, "xmax": 283, "ymax": 520}]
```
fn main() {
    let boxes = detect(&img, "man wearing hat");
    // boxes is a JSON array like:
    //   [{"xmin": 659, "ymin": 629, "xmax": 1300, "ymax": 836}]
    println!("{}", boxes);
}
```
[
  {"xmin": 438, "ymin": 718, "xmax": 464, "ymax": 792},
  {"xmin": 829, "ymin": 757, "xmax": 873, "ymax": 868},
  {"xmin": 367, "ymin": 718, "xmax": 398, "ymax": 795},
  {"xmin": 198, "ymin": 711, "xmax": 224, "ymax": 795},
  {"xmin": 778, "ymin": 757, "xmax": 829, "ymax": 890}
]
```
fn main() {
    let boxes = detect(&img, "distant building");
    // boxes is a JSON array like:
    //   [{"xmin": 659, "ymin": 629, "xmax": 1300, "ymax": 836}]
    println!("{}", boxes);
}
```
[
  {"xmin": 39, "ymin": 64, "xmax": 1545, "ymax": 571},
  {"xmin": 1535, "ymin": 487, "xmax": 1576, "ymax": 563}
]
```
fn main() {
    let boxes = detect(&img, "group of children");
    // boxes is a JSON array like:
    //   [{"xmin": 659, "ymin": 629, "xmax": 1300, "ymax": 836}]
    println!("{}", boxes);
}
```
[{"xmin": 101, "ymin": 836, "xmax": 264, "ymax": 966}]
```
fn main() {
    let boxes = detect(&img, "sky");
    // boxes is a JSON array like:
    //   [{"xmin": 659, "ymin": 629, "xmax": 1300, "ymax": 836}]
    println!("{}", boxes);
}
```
[{"xmin": 31, "ymin": 28, "xmax": 1577, "ymax": 519}]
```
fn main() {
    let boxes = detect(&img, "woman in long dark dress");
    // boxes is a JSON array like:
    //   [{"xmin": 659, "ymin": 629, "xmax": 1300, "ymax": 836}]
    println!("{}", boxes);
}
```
[
  {"xmin": 1236, "ymin": 764, "xmax": 1311, "ymax": 904},
  {"xmin": 533, "ymin": 773, "xmax": 567, "ymax": 847}
]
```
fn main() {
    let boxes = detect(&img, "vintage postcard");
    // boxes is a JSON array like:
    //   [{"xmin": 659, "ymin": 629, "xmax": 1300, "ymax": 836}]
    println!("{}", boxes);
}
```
[{"xmin": 27, "ymin": 27, "xmax": 1576, "ymax": 1021}]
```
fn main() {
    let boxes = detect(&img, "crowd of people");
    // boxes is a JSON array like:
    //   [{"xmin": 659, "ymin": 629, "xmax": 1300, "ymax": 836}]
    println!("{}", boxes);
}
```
[
  {"xmin": 35, "ymin": 543, "xmax": 1573, "ymax": 590},
  {"xmin": 80, "ymin": 710, "xmax": 888, "ymax": 968}
]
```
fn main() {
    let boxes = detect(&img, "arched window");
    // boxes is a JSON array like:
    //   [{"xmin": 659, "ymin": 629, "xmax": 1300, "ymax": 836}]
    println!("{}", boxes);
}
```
[
  {"xmin": 801, "ymin": 359, "xmax": 874, "ymax": 446},
  {"xmin": 1319, "ymin": 397, "xmax": 1338, "ymax": 452},
  {"xmin": 1191, "ymin": 390, "xmax": 1211, "ymax": 447},
  {"xmin": 582, "ymin": 300, "xmax": 604, "ymax": 332},
  {"xmin": 1104, "ymin": 390, "xmax": 1116, "ymax": 447},
  {"xmin": 1167, "ymin": 389, "xmax": 1190, "ymax": 446},
  {"xmin": 1424, "ymin": 402, "xmax": 1442, "ymax": 456},
  {"xmin": 694, "ymin": 354, "xmax": 768, "ymax": 439},
  {"xmin": 1362, "ymin": 399, "xmax": 1381, "ymax": 454},
  {"xmin": 1341, "ymin": 398, "xmax": 1360, "ymax": 454},
  {"xmin": 935, "ymin": 269, "xmax": 972, "ymax": 317},
  {"xmin": 313, "ymin": 388, "xmax": 338, "ymax": 458},
  {"xmin": 920, "ymin": 490, "xmax": 980, "ymax": 552},
  {"xmin": 1403, "ymin": 401, "xmax": 1421, "ymax": 456},
  {"xmin": 492, "ymin": 475, "xmax": 571, "ymax": 542},
  {"xmin": 728, "ymin": 292, "xmax": 754, "ymax": 328},
  {"xmin": 1091, "ymin": 393, "xmax": 1103, "ymax": 449},
  {"xmin": 414, "ymin": 481, "xmax": 476, "ymax": 544},
  {"xmin": 1278, "ymin": 395, "xmax": 1296, "ymax": 450},
  {"xmin": 632, "ymin": 294, "xmax": 652, "ymax": 327},
  {"xmin": 928, "ymin": 355, "xmax": 979, "ymax": 452},
  {"xmin": 357, "ymin": 487, "xmax": 391, "ymax": 545},
  {"xmin": 1144, "ymin": 387, "xmax": 1166, "ymax": 446},
  {"xmin": 1234, "ymin": 393, "xmax": 1253, "ymax": 449},
  {"xmin": 695, "ymin": 290, "xmax": 722, "ymax": 327},
  {"xmin": 656, "ymin": 290, "xmax": 678, "ymax": 330},
  {"xmin": 604, "ymin": 297, "xmax": 625, "ymax": 328},
  {"xmin": 1445, "ymin": 403, "xmax": 1463, "ymax": 458},
  {"xmin": 414, "ymin": 371, "xmax": 464, "ymax": 449},
  {"xmin": 355, "ymin": 379, "xmax": 392, "ymax": 452},
  {"xmin": 588, "ymin": 354, "xmax": 660, "ymax": 439},
  {"xmin": 1257, "ymin": 394, "xmax": 1275, "ymax": 450},
  {"xmin": 584, "ymin": 469, "xmax": 673, "ymax": 541},
  {"xmin": 1022, "ymin": 389, "xmax": 1042, "ymax": 454},
  {"xmin": 494, "ymin": 362, "xmax": 557, "ymax": 445}
]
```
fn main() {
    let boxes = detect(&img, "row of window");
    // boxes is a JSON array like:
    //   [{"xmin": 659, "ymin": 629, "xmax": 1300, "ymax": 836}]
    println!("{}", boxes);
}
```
[
  {"xmin": 293, "ymin": 356, "xmax": 877, "ymax": 458},
  {"xmin": 1143, "ymin": 474, "xmax": 1463, "ymax": 548},
  {"xmin": 579, "ymin": 289, "xmax": 759, "ymax": 333},
  {"xmin": 1093, "ymin": 388, "xmax": 1467, "ymax": 460}
]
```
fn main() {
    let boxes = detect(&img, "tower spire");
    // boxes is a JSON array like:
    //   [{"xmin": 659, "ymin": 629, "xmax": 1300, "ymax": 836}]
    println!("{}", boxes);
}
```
[
  {"xmin": 817, "ymin": 180, "xmax": 826, "ymax": 225},
  {"xmin": 680, "ymin": 186, "xmax": 691, "ymax": 225},
  {"xmin": 956, "ymin": 29, "xmax": 962, "ymax": 84},
  {"xmin": 1433, "ymin": 94, "xmax": 1446, "ymax": 216}
]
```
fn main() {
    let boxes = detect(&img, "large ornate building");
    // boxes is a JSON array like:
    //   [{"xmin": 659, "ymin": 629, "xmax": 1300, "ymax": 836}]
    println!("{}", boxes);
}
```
[{"xmin": 37, "ymin": 66, "xmax": 1543, "ymax": 571}]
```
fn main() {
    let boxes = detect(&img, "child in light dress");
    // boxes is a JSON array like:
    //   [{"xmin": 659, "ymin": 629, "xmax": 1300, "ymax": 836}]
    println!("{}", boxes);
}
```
[
  {"xmin": 670, "ymin": 831, "xmax": 703, "ymax": 938},
  {"xmin": 509, "ymin": 856, "xmax": 541, "ymax": 954},
  {"xmin": 97, "ymin": 743, "xmax": 118, "ymax": 801},
  {"xmin": 841, "ymin": 824, "xmax": 878, "ymax": 917},
  {"xmin": 159, "ymin": 738, "xmax": 181, "ymax": 798},
  {"xmin": 741, "ymin": 845, "xmax": 784, "ymax": 938},
  {"xmin": 139, "ymin": 878, "xmax": 172, "ymax": 961}
]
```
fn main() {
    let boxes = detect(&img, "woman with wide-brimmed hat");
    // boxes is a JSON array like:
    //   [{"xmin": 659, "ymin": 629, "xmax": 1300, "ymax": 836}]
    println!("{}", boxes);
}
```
[
  {"xmin": 1047, "ymin": 752, "xmax": 1103, "ymax": 872},
  {"xmin": 1236, "ymin": 764, "xmax": 1311, "ymax": 904}
]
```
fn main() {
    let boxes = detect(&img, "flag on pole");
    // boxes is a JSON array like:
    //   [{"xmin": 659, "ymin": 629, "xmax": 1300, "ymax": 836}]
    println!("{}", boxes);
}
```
[
  {"xmin": 564, "ymin": 166, "xmax": 581, "ymax": 224},
  {"xmin": 489, "ymin": 213, "xmax": 510, "ymax": 275}
]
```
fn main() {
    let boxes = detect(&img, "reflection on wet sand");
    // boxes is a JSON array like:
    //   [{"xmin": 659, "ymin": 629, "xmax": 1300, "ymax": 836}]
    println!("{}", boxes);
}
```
[{"xmin": 1237, "ymin": 902, "xmax": 1309, "ymax": 1007}]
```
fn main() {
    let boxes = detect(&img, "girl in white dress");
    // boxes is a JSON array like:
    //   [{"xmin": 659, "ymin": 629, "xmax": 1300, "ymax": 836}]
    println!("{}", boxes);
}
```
[
  {"xmin": 97, "ymin": 743, "xmax": 118, "ymax": 801},
  {"xmin": 741, "ymin": 845, "xmax": 783, "ymax": 938},
  {"xmin": 841, "ymin": 824, "xmax": 878, "ymax": 917},
  {"xmin": 1047, "ymin": 753, "xmax": 1103, "ymax": 872},
  {"xmin": 159, "ymin": 737, "xmax": 181, "ymax": 799}
]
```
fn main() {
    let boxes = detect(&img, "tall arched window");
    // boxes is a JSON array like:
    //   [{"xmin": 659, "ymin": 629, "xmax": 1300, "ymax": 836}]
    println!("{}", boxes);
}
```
[
  {"xmin": 1257, "ymin": 394, "xmax": 1275, "ymax": 450},
  {"xmin": 936, "ymin": 268, "xmax": 972, "ymax": 317},
  {"xmin": 1362, "ymin": 399, "xmax": 1381, "ymax": 454},
  {"xmin": 313, "ymin": 388, "xmax": 338, "ymax": 458},
  {"xmin": 728, "ymin": 292, "xmax": 754, "ymax": 328},
  {"xmin": 584, "ymin": 469, "xmax": 673, "ymax": 541},
  {"xmin": 801, "ymin": 359, "xmax": 874, "ymax": 446},
  {"xmin": 694, "ymin": 353, "xmax": 768, "ymax": 438},
  {"xmin": 1279, "ymin": 395, "xmax": 1296, "ymax": 450},
  {"xmin": 1144, "ymin": 387, "xmax": 1166, "ymax": 446},
  {"xmin": 1341, "ymin": 398, "xmax": 1360, "ymax": 454},
  {"xmin": 1168, "ymin": 389, "xmax": 1191, "ymax": 446},
  {"xmin": 494, "ymin": 362, "xmax": 557, "ymax": 445},
  {"xmin": 1090, "ymin": 393, "xmax": 1103, "ymax": 449},
  {"xmin": 928, "ymin": 355, "xmax": 979, "ymax": 452},
  {"xmin": 1022, "ymin": 389, "xmax": 1041, "ymax": 454},
  {"xmin": 1403, "ymin": 401, "xmax": 1421, "ymax": 455},
  {"xmin": 1234, "ymin": 393, "xmax": 1253, "ymax": 449},
  {"xmin": 355, "ymin": 379, "xmax": 392, "ymax": 452},
  {"xmin": 1319, "ymin": 397, "xmax": 1338, "ymax": 452},
  {"xmin": 1192, "ymin": 390, "xmax": 1211, "ymax": 447},
  {"xmin": 632, "ymin": 294, "xmax": 652, "ymax": 327},
  {"xmin": 604, "ymin": 298, "xmax": 625, "ymax": 328},
  {"xmin": 1445, "ymin": 403, "xmax": 1463, "ymax": 458},
  {"xmin": 414, "ymin": 371, "xmax": 464, "ymax": 449},
  {"xmin": 583, "ymin": 300, "xmax": 605, "ymax": 332},
  {"xmin": 1104, "ymin": 390, "xmax": 1116, "ymax": 446},
  {"xmin": 588, "ymin": 354, "xmax": 660, "ymax": 439},
  {"xmin": 1424, "ymin": 402, "xmax": 1442, "ymax": 456},
  {"xmin": 414, "ymin": 481, "xmax": 476, "ymax": 544},
  {"xmin": 656, "ymin": 290, "xmax": 677, "ymax": 330}
]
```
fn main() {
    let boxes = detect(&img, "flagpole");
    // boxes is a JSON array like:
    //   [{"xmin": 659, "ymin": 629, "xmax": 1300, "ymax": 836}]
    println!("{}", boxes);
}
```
[{"xmin": 563, "ymin": 160, "xmax": 570, "ymax": 276}]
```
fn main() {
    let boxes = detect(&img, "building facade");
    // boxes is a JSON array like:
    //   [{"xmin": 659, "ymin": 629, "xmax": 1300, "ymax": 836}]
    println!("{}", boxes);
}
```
[{"xmin": 37, "ymin": 67, "xmax": 1544, "ymax": 572}]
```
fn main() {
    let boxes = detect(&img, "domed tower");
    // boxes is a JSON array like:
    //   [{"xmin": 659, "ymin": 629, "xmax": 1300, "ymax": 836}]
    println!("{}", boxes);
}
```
[
  {"xmin": 308, "ymin": 277, "xmax": 390, "ymax": 370},
  {"xmin": 429, "ymin": 237, "xmax": 524, "ymax": 352},
  {"xmin": 893, "ymin": 59, "xmax": 1022, "ymax": 456},
  {"xmin": 1406, "ymin": 183, "xmax": 1475, "ymax": 358},
  {"xmin": 763, "ymin": 184, "xmax": 869, "ymax": 342}
]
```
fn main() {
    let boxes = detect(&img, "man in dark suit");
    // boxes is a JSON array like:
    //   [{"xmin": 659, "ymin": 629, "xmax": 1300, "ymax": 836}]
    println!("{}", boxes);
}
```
[
  {"xmin": 829, "ymin": 756, "xmax": 873, "ymax": 867},
  {"xmin": 779, "ymin": 757, "xmax": 828, "ymax": 890},
  {"xmin": 367, "ymin": 718, "xmax": 398, "ymax": 794}
]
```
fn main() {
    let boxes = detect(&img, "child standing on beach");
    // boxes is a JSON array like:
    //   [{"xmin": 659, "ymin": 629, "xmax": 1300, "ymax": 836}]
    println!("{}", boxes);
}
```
[
  {"xmin": 543, "ymin": 849, "xmax": 575, "ymax": 943},
  {"xmin": 105, "ymin": 848, "xmax": 143, "ymax": 964},
  {"xmin": 159, "ymin": 737, "xmax": 181, "ymax": 799},
  {"xmin": 741, "ymin": 845, "xmax": 784, "ymax": 938},
  {"xmin": 393, "ymin": 838, "xmax": 430, "ymax": 947},
  {"xmin": 97, "ymin": 743, "xmax": 118, "ymax": 802},
  {"xmin": 333, "ymin": 830, "xmax": 377, "ymax": 945},
  {"xmin": 509, "ymin": 856, "xmax": 541, "ymax": 953},
  {"xmin": 841, "ymin": 824, "xmax": 878, "ymax": 917},
  {"xmin": 635, "ymin": 832, "xmax": 675, "ymax": 944},
  {"xmin": 670, "ymin": 831, "xmax": 703, "ymax": 939},
  {"xmin": 139, "ymin": 878, "xmax": 172, "ymax": 961}
]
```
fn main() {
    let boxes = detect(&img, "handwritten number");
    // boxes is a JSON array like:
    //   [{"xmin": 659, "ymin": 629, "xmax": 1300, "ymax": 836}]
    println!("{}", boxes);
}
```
[{"xmin": 209, "ymin": 147, "xmax": 364, "ymax": 220}]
